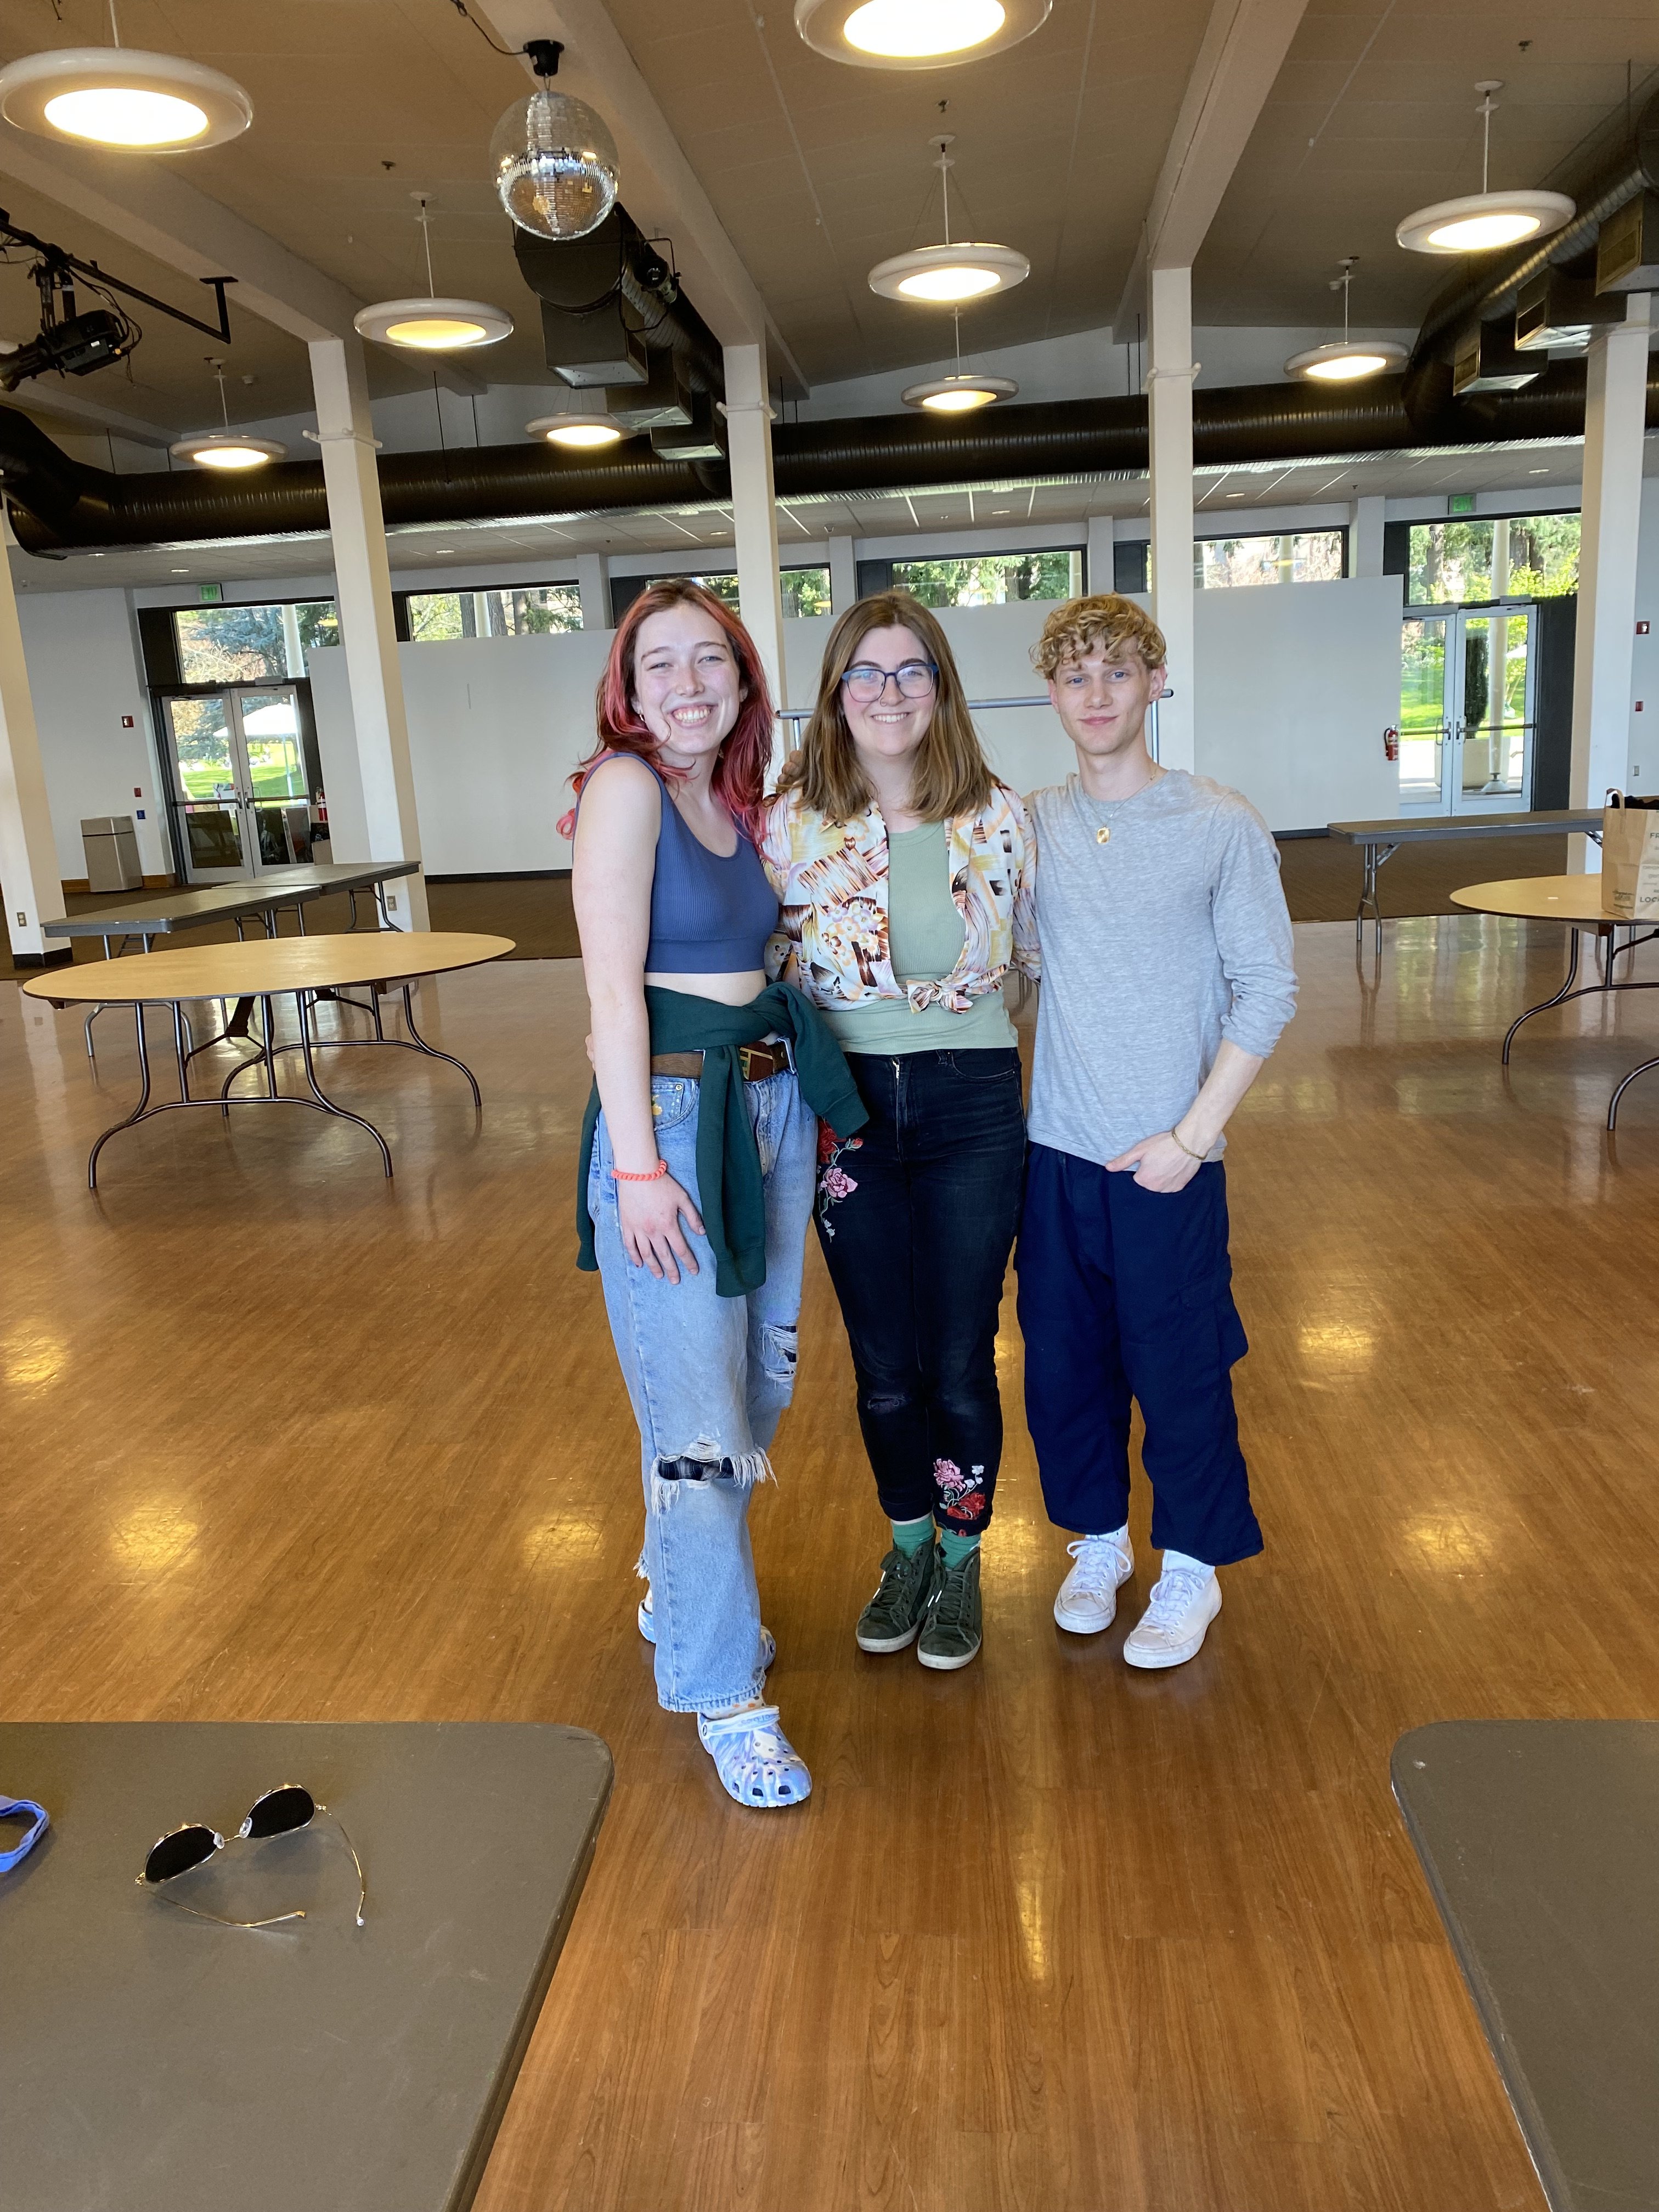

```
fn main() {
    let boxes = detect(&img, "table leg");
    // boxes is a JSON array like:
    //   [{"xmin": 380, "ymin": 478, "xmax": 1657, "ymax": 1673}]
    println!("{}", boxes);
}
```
[
  {"xmin": 1503, "ymin": 929, "xmax": 1584, "ymax": 1063},
  {"xmin": 1609, "ymin": 1054, "xmax": 1659, "ymax": 1129},
  {"xmin": 1356, "ymin": 842, "xmax": 1397, "ymax": 957},
  {"xmin": 294, "ymin": 995, "xmax": 393, "ymax": 1176},
  {"xmin": 398, "ymin": 981, "xmax": 482, "ymax": 1109},
  {"xmin": 87, "ymin": 1003, "xmax": 155, "ymax": 1189}
]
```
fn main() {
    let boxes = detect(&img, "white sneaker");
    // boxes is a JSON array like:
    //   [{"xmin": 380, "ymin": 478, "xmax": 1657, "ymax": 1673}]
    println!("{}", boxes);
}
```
[
  {"xmin": 1122, "ymin": 1566, "xmax": 1221, "ymax": 1669},
  {"xmin": 1053, "ymin": 1533, "xmax": 1134, "ymax": 1634}
]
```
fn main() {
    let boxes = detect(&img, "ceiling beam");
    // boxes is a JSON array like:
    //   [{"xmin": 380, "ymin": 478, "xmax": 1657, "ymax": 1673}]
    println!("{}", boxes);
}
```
[
  {"xmin": 469, "ymin": 0, "xmax": 807, "ymax": 391},
  {"xmin": 1113, "ymin": 0, "xmax": 1312, "ymax": 340},
  {"xmin": 0, "ymin": 123, "xmax": 486, "ymax": 398}
]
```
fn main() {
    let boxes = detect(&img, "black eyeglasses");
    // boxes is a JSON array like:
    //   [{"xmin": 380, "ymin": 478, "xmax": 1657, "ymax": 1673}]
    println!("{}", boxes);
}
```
[
  {"xmin": 138, "ymin": 1784, "xmax": 365, "ymax": 1929},
  {"xmin": 841, "ymin": 660, "xmax": 938, "ymax": 703}
]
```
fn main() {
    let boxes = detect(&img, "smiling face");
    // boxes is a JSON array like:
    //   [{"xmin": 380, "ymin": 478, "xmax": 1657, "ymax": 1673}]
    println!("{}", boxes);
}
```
[
  {"xmin": 1047, "ymin": 642, "xmax": 1166, "ymax": 768},
  {"xmin": 629, "ymin": 601, "xmax": 745, "ymax": 766},
  {"xmin": 840, "ymin": 623, "xmax": 938, "ymax": 777}
]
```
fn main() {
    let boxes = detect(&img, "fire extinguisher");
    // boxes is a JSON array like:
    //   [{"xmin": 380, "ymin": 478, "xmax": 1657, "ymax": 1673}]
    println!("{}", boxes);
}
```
[{"xmin": 1383, "ymin": 726, "xmax": 1400, "ymax": 763}]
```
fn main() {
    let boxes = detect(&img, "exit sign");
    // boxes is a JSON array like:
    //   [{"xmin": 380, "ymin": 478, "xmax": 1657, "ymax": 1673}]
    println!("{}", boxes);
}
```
[
  {"xmin": 198, "ymin": 583, "xmax": 223, "ymax": 603},
  {"xmin": 1447, "ymin": 494, "xmax": 1475, "ymax": 516}
]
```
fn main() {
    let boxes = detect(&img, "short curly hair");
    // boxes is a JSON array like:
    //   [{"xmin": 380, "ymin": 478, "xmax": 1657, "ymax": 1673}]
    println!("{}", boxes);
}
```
[{"xmin": 1031, "ymin": 593, "xmax": 1167, "ymax": 679}]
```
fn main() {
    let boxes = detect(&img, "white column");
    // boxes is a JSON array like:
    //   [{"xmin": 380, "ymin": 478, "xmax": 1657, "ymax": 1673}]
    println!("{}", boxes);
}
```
[
  {"xmin": 0, "ymin": 520, "xmax": 66, "ymax": 964},
  {"xmin": 308, "ymin": 334, "xmax": 428, "ymax": 929},
  {"xmin": 826, "ymin": 533, "xmax": 857, "ymax": 615},
  {"xmin": 574, "ymin": 551, "xmax": 610, "ymax": 633},
  {"xmin": 1351, "ymin": 495, "xmax": 1386, "ymax": 579},
  {"xmin": 1147, "ymin": 264, "xmax": 1197, "ymax": 770},
  {"xmin": 1086, "ymin": 513, "xmax": 1115, "ymax": 596},
  {"xmin": 1568, "ymin": 297, "xmax": 1651, "ymax": 871},
  {"xmin": 721, "ymin": 341, "xmax": 786, "ymax": 715}
]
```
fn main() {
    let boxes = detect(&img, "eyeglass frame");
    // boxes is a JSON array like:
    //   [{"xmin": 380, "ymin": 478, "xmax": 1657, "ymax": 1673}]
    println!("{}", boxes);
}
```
[
  {"xmin": 839, "ymin": 659, "xmax": 939, "ymax": 703},
  {"xmin": 137, "ymin": 1783, "xmax": 365, "ymax": 1930}
]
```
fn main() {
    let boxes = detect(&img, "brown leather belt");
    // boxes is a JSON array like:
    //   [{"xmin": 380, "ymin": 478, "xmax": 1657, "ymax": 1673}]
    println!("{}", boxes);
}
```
[{"xmin": 651, "ymin": 1042, "xmax": 791, "ymax": 1083}]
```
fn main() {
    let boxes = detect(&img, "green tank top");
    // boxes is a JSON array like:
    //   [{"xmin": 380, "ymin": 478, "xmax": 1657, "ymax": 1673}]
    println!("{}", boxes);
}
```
[{"xmin": 821, "ymin": 821, "xmax": 1016, "ymax": 1056}]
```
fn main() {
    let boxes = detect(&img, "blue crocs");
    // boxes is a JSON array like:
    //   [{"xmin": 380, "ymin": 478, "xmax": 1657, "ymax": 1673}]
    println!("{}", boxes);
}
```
[
  {"xmin": 638, "ymin": 1592, "xmax": 775, "ymax": 1672},
  {"xmin": 696, "ymin": 1704, "xmax": 811, "ymax": 1809}
]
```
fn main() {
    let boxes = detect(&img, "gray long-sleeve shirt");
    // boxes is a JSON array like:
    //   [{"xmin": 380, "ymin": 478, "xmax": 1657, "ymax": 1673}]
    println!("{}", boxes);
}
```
[{"xmin": 1026, "ymin": 770, "xmax": 1297, "ymax": 1166}]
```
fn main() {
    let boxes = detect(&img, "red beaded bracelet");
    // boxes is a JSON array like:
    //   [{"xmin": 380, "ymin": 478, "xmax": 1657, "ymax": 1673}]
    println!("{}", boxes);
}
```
[{"xmin": 611, "ymin": 1159, "xmax": 669, "ymax": 1182}]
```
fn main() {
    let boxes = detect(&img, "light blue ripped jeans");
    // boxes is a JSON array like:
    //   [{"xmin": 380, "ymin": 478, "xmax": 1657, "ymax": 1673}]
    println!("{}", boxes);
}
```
[{"xmin": 588, "ymin": 1069, "xmax": 817, "ymax": 1713}]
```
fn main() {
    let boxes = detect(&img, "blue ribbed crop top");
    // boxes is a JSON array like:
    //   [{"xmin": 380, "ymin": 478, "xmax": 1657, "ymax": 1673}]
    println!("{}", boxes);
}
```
[{"xmin": 582, "ymin": 753, "xmax": 779, "ymax": 973}]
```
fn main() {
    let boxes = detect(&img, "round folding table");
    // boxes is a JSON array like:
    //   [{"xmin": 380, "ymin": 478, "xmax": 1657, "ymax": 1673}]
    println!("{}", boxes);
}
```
[
  {"xmin": 1450, "ymin": 876, "xmax": 1659, "ymax": 1127},
  {"xmin": 20, "ymin": 932, "xmax": 514, "ymax": 1186}
]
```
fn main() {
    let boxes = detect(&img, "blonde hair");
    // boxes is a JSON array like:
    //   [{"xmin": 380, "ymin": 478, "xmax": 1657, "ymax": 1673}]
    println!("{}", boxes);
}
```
[
  {"xmin": 775, "ymin": 590, "xmax": 996, "ymax": 824},
  {"xmin": 1032, "ymin": 592, "xmax": 1166, "ymax": 679}
]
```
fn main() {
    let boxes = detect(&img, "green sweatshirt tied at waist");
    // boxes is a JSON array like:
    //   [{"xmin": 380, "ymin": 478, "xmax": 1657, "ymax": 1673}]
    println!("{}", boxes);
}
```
[{"xmin": 577, "ymin": 981, "xmax": 868, "ymax": 1299}]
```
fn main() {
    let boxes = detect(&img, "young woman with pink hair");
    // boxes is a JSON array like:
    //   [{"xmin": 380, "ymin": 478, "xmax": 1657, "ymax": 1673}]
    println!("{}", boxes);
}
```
[{"xmin": 571, "ymin": 580, "xmax": 864, "ymax": 1812}]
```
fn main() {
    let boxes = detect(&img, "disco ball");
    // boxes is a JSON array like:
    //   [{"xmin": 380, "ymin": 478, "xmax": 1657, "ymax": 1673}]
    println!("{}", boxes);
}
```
[{"xmin": 490, "ymin": 87, "xmax": 619, "ymax": 241}]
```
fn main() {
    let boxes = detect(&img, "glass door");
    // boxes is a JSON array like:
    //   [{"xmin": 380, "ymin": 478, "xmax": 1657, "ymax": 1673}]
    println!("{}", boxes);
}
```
[
  {"xmin": 1398, "ymin": 605, "xmax": 1536, "ymax": 814},
  {"xmin": 161, "ymin": 685, "xmax": 311, "ymax": 882}
]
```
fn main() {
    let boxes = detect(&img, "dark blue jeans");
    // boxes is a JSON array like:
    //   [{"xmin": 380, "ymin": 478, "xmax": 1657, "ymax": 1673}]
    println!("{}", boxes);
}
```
[
  {"xmin": 815, "ymin": 1049, "xmax": 1026, "ymax": 1531},
  {"xmin": 1015, "ymin": 1142, "xmax": 1263, "ymax": 1566}
]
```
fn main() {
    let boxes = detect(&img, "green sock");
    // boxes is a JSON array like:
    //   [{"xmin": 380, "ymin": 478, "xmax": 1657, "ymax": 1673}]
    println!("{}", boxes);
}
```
[
  {"xmin": 890, "ymin": 1515, "xmax": 933, "ymax": 1558},
  {"xmin": 939, "ymin": 1530, "xmax": 980, "ymax": 1571}
]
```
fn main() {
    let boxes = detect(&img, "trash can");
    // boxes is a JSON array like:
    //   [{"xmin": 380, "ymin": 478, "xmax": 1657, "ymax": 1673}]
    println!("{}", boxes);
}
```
[{"xmin": 81, "ymin": 815, "xmax": 143, "ymax": 894}]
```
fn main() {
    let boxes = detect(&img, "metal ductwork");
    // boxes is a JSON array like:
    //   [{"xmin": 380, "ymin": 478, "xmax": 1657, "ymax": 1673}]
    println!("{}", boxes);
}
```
[
  {"xmin": 1, "ymin": 363, "xmax": 1653, "ymax": 557},
  {"xmin": 1402, "ymin": 88, "xmax": 1659, "ymax": 428}
]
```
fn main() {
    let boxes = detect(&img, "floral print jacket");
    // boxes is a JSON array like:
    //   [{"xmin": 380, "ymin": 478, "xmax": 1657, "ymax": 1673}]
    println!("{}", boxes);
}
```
[{"xmin": 757, "ymin": 782, "xmax": 1040, "ymax": 1013}]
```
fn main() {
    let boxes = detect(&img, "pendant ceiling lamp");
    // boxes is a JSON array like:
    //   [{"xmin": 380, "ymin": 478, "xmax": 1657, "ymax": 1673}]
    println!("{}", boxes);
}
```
[
  {"xmin": 354, "ymin": 195, "xmax": 513, "ymax": 354},
  {"xmin": 869, "ymin": 138, "xmax": 1029, "ymax": 306},
  {"xmin": 1285, "ymin": 258, "xmax": 1408, "ymax": 382},
  {"xmin": 795, "ymin": 0, "xmax": 1050, "ymax": 69},
  {"xmin": 1396, "ymin": 83, "xmax": 1574, "ymax": 255},
  {"xmin": 0, "ymin": 1, "xmax": 251, "ymax": 150},
  {"xmin": 172, "ymin": 363, "xmax": 285, "ymax": 471},
  {"xmin": 901, "ymin": 370, "xmax": 1018, "ymax": 413},
  {"xmin": 492, "ymin": 40, "xmax": 619, "ymax": 241},
  {"xmin": 527, "ymin": 409, "xmax": 628, "ymax": 449}
]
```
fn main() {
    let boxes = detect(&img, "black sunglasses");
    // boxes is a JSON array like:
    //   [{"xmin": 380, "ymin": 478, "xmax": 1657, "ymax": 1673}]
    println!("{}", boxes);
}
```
[{"xmin": 138, "ymin": 1784, "xmax": 365, "ymax": 1929}]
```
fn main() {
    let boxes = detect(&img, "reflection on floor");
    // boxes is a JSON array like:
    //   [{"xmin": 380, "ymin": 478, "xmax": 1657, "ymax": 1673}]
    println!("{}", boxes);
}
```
[{"xmin": 2, "ymin": 915, "xmax": 1656, "ymax": 2211}]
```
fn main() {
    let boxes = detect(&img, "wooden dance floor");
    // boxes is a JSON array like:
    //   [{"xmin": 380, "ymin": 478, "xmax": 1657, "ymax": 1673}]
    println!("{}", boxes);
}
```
[{"xmin": 4, "ymin": 916, "xmax": 1657, "ymax": 2211}]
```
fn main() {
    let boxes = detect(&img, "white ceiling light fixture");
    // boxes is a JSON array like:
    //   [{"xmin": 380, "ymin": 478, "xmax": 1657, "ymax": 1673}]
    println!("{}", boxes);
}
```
[
  {"xmin": 0, "ymin": 0, "xmax": 251, "ymax": 152},
  {"xmin": 354, "ymin": 194, "xmax": 513, "ymax": 354},
  {"xmin": 901, "ymin": 371, "xmax": 1017, "ymax": 413},
  {"xmin": 1285, "ymin": 258, "xmax": 1408, "ymax": 382},
  {"xmin": 1396, "ymin": 83, "xmax": 1574, "ymax": 256},
  {"xmin": 172, "ymin": 362, "xmax": 286, "ymax": 472},
  {"xmin": 492, "ymin": 40, "xmax": 619, "ymax": 242},
  {"xmin": 527, "ymin": 410, "xmax": 628, "ymax": 449},
  {"xmin": 795, "ymin": 0, "xmax": 1051, "ymax": 69},
  {"xmin": 870, "ymin": 137, "xmax": 1029, "ymax": 307}
]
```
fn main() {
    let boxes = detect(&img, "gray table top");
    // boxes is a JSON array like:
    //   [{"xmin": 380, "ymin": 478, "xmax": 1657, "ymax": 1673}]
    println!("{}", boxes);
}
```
[
  {"xmin": 1, "ymin": 1720, "xmax": 612, "ymax": 2212},
  {"xmin": 1328, "ymin": 810, "xmax": 1601, "ymax": 844},
  {"xmin": 45, "ymin": 860, "xmax": 422, "ymax": 939},
  {"xmin": 1392, "ymin": 1720, "xmax": 1659, "ymax": 2212}
]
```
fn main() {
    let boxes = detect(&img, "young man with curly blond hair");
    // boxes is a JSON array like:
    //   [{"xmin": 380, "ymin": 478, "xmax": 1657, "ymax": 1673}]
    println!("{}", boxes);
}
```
[{"xmin": 1017, "ymin": 592, "xmax": 1296, "ymax": 1668}]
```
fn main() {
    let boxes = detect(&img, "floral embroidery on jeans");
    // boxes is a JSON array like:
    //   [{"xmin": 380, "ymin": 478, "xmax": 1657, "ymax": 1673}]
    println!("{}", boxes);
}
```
[
  {"xmin": 816, "ymin": 1125, "xmax": 862, "ymax": 1238},
  {"xmin": 935, "ymin": 1459, "xmax": 987, "ymax": 1523}
]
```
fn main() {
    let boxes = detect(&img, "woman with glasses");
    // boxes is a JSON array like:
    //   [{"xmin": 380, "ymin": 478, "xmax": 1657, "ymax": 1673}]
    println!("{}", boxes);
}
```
[
  {"xmin": 760, "ymin": 591, "xmax": 1037, "ymax": 1672},
  {"xmin": 571, "ymin": 580, "xmax": 866, "ymax": 1810}
]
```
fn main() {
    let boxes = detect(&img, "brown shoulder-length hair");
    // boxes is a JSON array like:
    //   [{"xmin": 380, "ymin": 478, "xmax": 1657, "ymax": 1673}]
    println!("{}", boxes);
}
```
[{"xmin": 774, "ymin": 590, "xmax": 995, "ymax": 824}]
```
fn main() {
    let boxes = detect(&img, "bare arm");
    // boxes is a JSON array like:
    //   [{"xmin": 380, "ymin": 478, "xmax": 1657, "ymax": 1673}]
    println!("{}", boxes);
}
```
[
  {"xmin": 1105, "ymin": 1039, "xmax": 1265, "ymax": 1194},
  {"xmin": 572, "ymin": 759, "xmax": 705, "ymax": 1280}
]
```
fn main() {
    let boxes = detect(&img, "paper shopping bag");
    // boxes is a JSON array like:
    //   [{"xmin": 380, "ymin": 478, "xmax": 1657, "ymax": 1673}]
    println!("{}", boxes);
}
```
[{"xmin": 1601, "ymin": 791, "xmax": 1659, "ymax": 920}]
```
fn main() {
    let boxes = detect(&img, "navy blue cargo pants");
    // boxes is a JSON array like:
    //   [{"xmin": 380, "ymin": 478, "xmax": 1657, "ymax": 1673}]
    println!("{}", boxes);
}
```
[{"xmin": 1014, "ymin": 1142, "xmax": 1263, "ymax": 1566}]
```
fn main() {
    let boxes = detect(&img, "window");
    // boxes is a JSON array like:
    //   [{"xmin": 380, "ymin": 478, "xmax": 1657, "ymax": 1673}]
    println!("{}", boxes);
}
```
[
  {"xmin": 630, "ymin": 569, "xmax": 829, "ymax": 618},
  {"xmin": 1194, "ymin": 532, "xmax": 1345, "ymax": 589},
  {"xmin": 173, "ymin": 600, "xmax": 338, "ymax": 684},
  {"xmin": 404, "ymin": 583, "xmax": 582, "ymax": 640},
  {"xmin": 890, "ymin": 551, "xmax": 1082, "ymax": 607},
  {"xmin": 1406, "ymin": 516, "xmax": 1579, "ymax": 606}
]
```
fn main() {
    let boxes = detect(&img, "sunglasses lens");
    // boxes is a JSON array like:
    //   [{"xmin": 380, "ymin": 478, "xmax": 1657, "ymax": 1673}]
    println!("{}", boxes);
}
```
[
  {"xmin": 144, "ymin": 1826, "xmax": 218, "ymax": 1884},
  {"xmin": 244, "ymin": 1785, "xmax": 315, "ymax": 1839}
]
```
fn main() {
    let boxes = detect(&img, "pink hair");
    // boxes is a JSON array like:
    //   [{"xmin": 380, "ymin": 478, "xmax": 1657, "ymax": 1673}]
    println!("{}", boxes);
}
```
[{"xmin": 558, "ymin": 579, "xmax": 775, "ymax": 839}]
